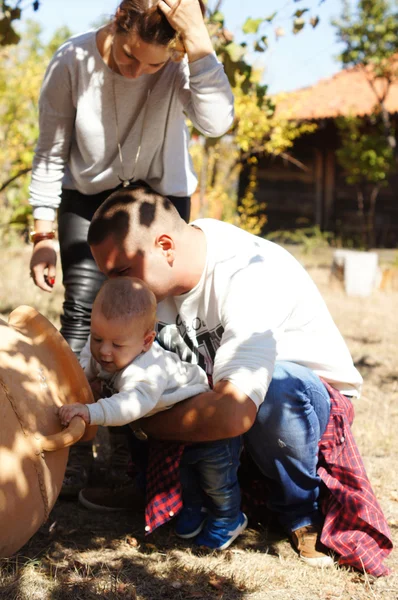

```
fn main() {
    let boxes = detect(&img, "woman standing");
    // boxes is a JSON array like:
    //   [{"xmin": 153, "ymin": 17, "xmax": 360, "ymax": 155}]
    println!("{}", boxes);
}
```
[{"xmin": 29, "ymin": 0, "xmax": 234, "ymax": 355}]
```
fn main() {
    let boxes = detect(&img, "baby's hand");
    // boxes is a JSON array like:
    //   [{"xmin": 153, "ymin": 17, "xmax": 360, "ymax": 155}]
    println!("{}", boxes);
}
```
[{"xmin": 59, "ymin": 403, "xmax": 90, "ymax": 427}]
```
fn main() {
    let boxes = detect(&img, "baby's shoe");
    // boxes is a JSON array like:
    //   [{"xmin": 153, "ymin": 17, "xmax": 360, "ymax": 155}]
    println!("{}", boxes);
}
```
[
  {"xmin": 175, "ymin": 506, "xmax": 207, "ymax": 539},
  {"xmin": 195, "ymin": 511, "xmax": 248, "ymax": 550}
]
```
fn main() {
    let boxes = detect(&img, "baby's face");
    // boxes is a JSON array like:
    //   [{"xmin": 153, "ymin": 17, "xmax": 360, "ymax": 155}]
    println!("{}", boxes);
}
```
[{"xmin": 90, "ymin": 310, "xmax": 150, "ymax": 374}]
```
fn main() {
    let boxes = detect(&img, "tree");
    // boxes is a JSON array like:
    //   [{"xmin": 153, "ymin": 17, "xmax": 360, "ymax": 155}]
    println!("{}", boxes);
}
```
[
  {"xmin": 336, "ymin": 115, "xmax": 395, "ymax": 249},
  {"xmin": 0, "ymin": 0, "xmax": 40, "ymax": 46},
  {"xmin": 239, "ymin": 0, "xmax": 323, "ymax": 45},
  {"xmin": 333, "ymin": 0, "xmax": 398, "ymax": 248},
  {"xmin": 0, "ymin": 22, "xmax": 71, "ymax": 235},
  {"xmin": 189, "ymin": 6, "xmax": 317, "ymax": 233},
  {"xmin": 334, "ymin": 0, "xmax": 398, "ymax": 150}
]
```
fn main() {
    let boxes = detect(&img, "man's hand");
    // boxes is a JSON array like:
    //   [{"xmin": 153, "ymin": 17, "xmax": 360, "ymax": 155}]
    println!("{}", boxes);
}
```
[{"xmin": 59, "ymin": 403, "xmax": 90, "ymax": 427}]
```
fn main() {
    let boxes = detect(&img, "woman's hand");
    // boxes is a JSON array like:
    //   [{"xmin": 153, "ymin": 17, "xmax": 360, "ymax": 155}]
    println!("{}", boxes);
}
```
[
  {"xmin": 158, "ymin": 0, "xmax": 213, "ymax": 62},
  {"xmin": 30, "ymin": 240, "xmax": 57, "ymax": 292},
  {"xmin": 59, "ymin": 403, "xmax": 91, "ymax": 427}
]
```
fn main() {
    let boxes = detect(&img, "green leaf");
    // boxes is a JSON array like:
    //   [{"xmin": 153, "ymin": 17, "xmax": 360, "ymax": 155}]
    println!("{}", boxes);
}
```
[
  {"xmin": 242, "ymin": 17, "xmax": 264, "ymax": 35},
  {"xmin": 224, "ymin": 42, "xmax": 247, "ymax": 62},
  {"xmin": 293, "ymin": 18, "xmax": 305, "ymax": 34},
  {"xmin": 211, "ymin": 11, "xmax": 224, "ymax": 24},
  {"xmin": 294, "ymin": 9, "xmax": 309, "ymax": 18},
  {"xmin": 265, "ymin": 12, "xmax": 277, "ymax": 23}
]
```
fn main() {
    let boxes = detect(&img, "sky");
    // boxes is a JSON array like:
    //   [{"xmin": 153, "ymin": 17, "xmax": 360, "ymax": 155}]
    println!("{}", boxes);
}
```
[{"xmin": 20, "ymin": 0, "xmax": 348, "ymax": 94}]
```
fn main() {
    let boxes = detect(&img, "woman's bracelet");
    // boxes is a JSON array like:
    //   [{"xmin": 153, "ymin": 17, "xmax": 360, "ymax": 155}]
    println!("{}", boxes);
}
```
[{"xmin": 29, "ymin": 230, "xmax": 56, "ymax": 244}]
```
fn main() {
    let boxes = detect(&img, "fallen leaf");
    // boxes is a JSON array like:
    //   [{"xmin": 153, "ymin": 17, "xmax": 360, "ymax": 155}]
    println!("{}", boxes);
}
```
[
  {"xmin": 126, "ymin": 535, "xmax": 139, "ymax": 547},
  {"xmin": 208, "ymin": 575, "xmax": 228, "ymax": 590}
]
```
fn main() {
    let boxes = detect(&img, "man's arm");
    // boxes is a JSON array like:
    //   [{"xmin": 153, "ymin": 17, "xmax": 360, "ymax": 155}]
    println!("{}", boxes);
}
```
[{"xmin": 138, "ymin": 380, "xmax": 257, "ymax": 442}]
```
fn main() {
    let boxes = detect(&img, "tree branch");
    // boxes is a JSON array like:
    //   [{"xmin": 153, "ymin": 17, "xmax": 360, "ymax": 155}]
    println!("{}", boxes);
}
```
[
  {"xmin": 212, "ymin": 0, "xmax": 224, "ymax": 14},
  {"xmin": 0, "ymin": 167, "xmax": 32, "ymax": 193}
]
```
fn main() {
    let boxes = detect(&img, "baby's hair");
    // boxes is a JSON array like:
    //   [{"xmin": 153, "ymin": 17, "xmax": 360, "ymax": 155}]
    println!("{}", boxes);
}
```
[{"xmin": 94, "ymin": 277, "xmax": 156, "ymax": 331}]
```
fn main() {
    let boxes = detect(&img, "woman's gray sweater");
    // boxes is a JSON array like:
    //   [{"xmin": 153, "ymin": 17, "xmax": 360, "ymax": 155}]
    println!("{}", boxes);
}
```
[{"xmin": 29, "ymin": 29, "xmax": 234, "ymax": 221}]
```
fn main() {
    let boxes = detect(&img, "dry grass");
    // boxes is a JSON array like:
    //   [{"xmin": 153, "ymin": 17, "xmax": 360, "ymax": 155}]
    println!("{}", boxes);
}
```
[{"xmin": 0, "ymin": 245, "xmax": 397, "ymax": 600}]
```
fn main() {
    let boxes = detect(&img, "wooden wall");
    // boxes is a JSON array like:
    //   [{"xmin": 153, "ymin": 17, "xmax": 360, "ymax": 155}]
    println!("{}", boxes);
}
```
[
  {"xmin": 242, "ymin": 121, "xmax": 398, "ymax": 247},
  {"xmin": 239, "ymin": 143, "xmax": 318, "ymax": 232},
  {"xmin": 334, "ymin": 164, "xmax": 398, "ymax": 247}
]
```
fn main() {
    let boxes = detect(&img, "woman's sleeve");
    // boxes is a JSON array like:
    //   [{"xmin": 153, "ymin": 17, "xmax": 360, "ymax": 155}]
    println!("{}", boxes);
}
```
[
  {"xmin": 178, "ymin": 53, "xmax": 234, "ymax": 138},
  {"xmin": 29, "ymin": 49, "xmax": 76, "ymax": 221}
]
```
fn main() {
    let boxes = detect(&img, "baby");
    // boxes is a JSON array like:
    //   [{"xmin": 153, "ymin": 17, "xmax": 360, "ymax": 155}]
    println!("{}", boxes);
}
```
[
  {"xmin": 59, "ymin": 277, "xmax": 247, "ymax": 549},
  {"xmin": 59, "ymin": 277, "xmax": 208, "ymax": 427}
]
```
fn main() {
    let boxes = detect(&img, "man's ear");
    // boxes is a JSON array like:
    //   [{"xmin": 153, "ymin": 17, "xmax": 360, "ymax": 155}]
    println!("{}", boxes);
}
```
[
  {"xmin": 142, "ymin": 330, "xmax": 156, "ymax": 352},
  {"xmin": 156, "ymin": 234, "xmax": 175, "ymax": 264}
]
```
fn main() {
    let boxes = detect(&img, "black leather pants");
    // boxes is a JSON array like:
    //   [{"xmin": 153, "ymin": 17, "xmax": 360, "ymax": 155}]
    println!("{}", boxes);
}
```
[{"xmin": 58, "ymin": 187, "xmax": 190, "ymax": 355}]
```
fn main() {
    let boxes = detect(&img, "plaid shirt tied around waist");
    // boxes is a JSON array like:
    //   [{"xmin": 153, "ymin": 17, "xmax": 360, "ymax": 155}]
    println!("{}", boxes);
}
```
[
  {"xmin": 145, "ymin": 440, "xmax": 185, "ymax": 534},
  {"xmin": 318, "ymin": 380, "xmax": 392, "ymax": 577}
]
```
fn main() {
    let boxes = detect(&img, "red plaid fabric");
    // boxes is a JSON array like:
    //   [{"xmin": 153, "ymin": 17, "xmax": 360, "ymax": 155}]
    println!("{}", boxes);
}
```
[
  {"xmin": 318, "ymin": 381, "xmax": 393, "ymax": 577},
  {"xmin": 145, "ymin": 440, "xmax": 185, "ymax": 534},
  {"xmin": 143, "ymin": 382, "xmax": 393, "ymax": 576}
]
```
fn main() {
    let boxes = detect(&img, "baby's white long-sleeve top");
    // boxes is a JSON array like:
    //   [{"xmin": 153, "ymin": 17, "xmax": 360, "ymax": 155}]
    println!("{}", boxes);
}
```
[{"xmin": 79, "ymin": 339, "xmax": 209, "ymax": 427}]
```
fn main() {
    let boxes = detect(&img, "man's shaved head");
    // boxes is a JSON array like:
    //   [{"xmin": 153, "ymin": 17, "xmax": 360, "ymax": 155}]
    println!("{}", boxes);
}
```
[
  {"xmin": 88, "ymin": 181, "xmax": 184, "ymax": 251},
  {"xmin": 88, "ymin": 181, "xmax": 205, "ymax": 301}
]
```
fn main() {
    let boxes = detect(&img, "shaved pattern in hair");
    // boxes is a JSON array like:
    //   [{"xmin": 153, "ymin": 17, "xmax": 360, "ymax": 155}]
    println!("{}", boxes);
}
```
[
  {"xmin": 94, "ymin": 276, "xmax": 157, "ymax": 330},
  {"xmin": 88, "ymin": 182, "xmax": 184, "ymax": 251}
]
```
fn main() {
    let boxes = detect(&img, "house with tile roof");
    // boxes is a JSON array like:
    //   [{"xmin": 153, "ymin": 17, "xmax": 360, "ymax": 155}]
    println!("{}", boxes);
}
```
[{"xmin": 241, "ymin": 65, "xmax": 398, "ymax": 247}]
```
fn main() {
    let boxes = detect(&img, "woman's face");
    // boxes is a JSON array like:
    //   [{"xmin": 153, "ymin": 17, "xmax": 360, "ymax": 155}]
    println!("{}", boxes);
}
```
[{"xmin": 111, "ymin": 30, "xmax": 170, "ymax": 79}]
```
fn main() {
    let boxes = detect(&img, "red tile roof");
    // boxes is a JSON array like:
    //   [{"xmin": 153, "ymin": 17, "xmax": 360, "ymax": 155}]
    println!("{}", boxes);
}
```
[{"xmin": 277, "ymin": 64, "xmax": 398, "ymax": 120}]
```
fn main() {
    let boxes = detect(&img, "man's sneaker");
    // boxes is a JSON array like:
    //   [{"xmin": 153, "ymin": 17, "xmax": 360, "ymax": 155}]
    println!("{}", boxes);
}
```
[
  {"xmin": 195, "ymin": 511, "xmax": 248, "ymax": 550},
  {"xmin": 291, "ymin": 524, "xmax": 334, "ymax": 568},
  {"xmin": 175, "ymin": 506, "xmax": 207, "ymax": 539},
  {"xmin": 78, "ymin": 482, "xmax": 145, "ymax": 512}
]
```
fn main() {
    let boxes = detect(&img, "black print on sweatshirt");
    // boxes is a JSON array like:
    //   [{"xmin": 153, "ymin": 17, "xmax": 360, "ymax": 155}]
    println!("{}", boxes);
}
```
[{"xmin": 156, "ymin": 318, "xmax": 224, "ymax": 376}]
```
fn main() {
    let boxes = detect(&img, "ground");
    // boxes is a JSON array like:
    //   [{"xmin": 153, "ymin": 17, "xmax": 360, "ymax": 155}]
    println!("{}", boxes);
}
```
[{"xmin": 0, "ymin": 245, "xmax": 397, "ymax": 600}]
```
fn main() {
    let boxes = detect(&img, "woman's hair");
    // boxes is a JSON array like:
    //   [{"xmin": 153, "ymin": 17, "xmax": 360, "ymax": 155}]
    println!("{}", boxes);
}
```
[{"xmin": 115, "ymin": 0, "xmax": 206, "ymax": 61}]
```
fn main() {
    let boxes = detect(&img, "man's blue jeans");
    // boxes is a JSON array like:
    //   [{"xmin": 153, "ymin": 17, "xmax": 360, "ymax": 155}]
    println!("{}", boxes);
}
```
[
  {"xmin": 244, "ymin": 361, "xmax": 331, "ymax": 533},
  {"xmin": 180, "ymin": 437, "xmax": 242, "ymax": 520}
]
